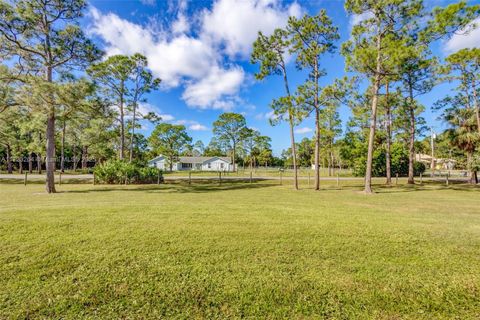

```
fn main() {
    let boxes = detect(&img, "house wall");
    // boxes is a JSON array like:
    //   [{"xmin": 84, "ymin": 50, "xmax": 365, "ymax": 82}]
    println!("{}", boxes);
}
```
[{"xmin": 202, "ymin": 159, "xmax": 232, "ymax": 171}]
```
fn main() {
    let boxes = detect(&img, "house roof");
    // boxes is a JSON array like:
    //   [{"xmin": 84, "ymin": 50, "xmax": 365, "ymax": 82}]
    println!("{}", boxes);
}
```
[{"xmin": 149, "ymin": 156, "xmax": 232, "ymax": 164}]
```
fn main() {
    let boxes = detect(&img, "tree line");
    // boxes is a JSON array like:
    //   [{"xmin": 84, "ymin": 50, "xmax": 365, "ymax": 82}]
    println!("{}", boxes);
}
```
[{"xmin": 0, "ymin": 0, "xmax": 479, "ymax": 193}]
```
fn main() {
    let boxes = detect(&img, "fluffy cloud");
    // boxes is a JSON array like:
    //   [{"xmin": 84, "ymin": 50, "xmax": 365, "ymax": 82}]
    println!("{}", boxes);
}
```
[
  {"xmin": 294, "ymin": 127, "xmax": 313, "ymax": 134},
  {"xmin": 175, "ymin": 119, "xmax": 209, "ymax": 131},
  {"xmin": 349, "ymin": 12, "xmax": 374, "ymax": 28},
  {"xmin": 182, "ymin": 66, "xmax": 244, "ymax": 109},
  {"xmin": 444, "ymin": 18, "xmax": 480, "ymax": 53},
  {"xmin": 201, "ymin": 0, "xmax": 302, "ymax": 58},
  {"xmin": 89, "ymin": 0, "xmax": 302, "ymax": 110},
  {"xmin": 138, "ymin": 103, "xmax": 175, "ymax": 121}
]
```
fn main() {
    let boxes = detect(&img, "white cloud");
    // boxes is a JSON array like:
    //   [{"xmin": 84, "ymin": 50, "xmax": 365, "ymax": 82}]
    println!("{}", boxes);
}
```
[
  {"xmin": 189, "ymin": 123, "xmax": 209, "ymax": 131},
  {"xmin": 182, "ymin": 66, "xmax": 244, "ymax": 110},
  {"xmin": 349, "ymin": 12, "xmax": 374, "ymax": 28},
  {"xmin": 89, "ymin": 7, "xmax": 243, "ymax": 109},
  {"xmin": 294, "ymin": 127, "xmax": 313, "ymax": 134},
  {"xmin": 138, "ymin": 102, "xmax": 175, "ymax": 121},
  {"xmin": 255, "ymin": 110, "xmax": 275, "ymax": 120},
  {"xmin": 444, "ymin": 18, "xmax": 480, "ymax": 53},
  {"xmin": 175, "ymin": 119, "xmax": 209, "ymax": 131},
  {"xmin": 201, "ymin": 0, "xmax": 302, "ymax": 58},
  {"xmin": 89, "ymin": 0, "xmax": 304, "ymax": 110}
]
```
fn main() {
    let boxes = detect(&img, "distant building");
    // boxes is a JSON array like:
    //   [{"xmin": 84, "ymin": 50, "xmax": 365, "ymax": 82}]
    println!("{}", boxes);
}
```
[
  {"xmin": 148, "ymin": 155, "xmax": 234, "ymax": 171},
  {"xmin": 415, "ymin": 153, "xmax": 456, "ymax": 170}
]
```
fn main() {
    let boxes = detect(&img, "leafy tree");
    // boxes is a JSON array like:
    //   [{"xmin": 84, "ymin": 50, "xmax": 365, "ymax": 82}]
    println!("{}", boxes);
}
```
[
  {"xmin": 148, "ymin": 123, "xmax": 192, "ymax": 171},
  {"xmin": 0, "ymin": 0, "xmax": 100, "ymax": 192},
  {"xmin": 287, "ymin": 11, "xmax": 339, "ymax": 189},
  {"xmin": 126, "ymin": 54, "xmax": 161, "ymax": 163},
  {"xmin": 252, "ymin": 28, "xmax": 304, "ymax": 189},
  {"xmin": 342, "ymin": 0, "xmax": 419, "ymax": 193},
  {"xmin": 442, "ymin": 48, "xmax": 480, "ymax": 134},
  {"xmin": 212, "ymin": 113, "xmax": 247, "ymax": 172}
]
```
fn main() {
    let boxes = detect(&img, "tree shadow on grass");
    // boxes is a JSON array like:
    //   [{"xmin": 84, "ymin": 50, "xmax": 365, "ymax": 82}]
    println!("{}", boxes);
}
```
[
  {"xmin": 60, "ymin": 180, "xmax": 278, "ymax": 194},
  {"xmin": 370, "ymin": 181, "xmax": 480, "ymax": 194}
]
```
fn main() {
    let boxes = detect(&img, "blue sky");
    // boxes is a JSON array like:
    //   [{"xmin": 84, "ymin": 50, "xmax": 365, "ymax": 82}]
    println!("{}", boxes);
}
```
[{"xmin": 84, "ymin": 0, "xmax": 480, "ymax": 155}]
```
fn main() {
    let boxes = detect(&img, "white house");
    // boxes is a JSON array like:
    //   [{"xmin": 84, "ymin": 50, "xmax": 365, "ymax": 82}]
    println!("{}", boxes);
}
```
[{"xmin": 148, "ymin": 156, "xmax": 234, "ymax": 172}]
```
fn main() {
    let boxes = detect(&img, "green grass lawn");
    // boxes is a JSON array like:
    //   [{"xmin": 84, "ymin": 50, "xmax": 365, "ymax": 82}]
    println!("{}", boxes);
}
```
[{"xmin": 1, "ymin": 181, "xmax": 479, "ymax": 319}]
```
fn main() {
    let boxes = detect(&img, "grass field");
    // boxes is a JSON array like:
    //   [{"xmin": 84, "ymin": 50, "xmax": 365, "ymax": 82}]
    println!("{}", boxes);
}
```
[{"xmin": 1, "ymin": 180, "xmax": 479, "ymax": 319}]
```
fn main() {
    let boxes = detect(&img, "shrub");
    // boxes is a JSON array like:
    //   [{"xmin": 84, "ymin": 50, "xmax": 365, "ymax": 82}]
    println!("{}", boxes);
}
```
[
  {"xmin": 352, "ymin": 143, "xmax": 425, "ymax": 177},
  {"xmin": 94, "ymin": 160, "xmax": 163, "ymax": 184}
]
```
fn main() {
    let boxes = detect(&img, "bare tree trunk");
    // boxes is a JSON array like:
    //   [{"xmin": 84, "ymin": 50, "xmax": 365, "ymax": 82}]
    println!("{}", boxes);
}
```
[
  {"xmin": 314, "ymin": 109, "xmax": 320, "ymax": 190},
  {"xmin": 119, "ymin": 84, "xmax": 125, "ymax": 160},
  {"xmin": 60, "ymin": 118, "xmax": 66, "ymax": 173},
  {"xmin": 282, "ymin": 64, "xmax": 298, "ymax": 190},
  {"xmin": 365, "ymin": 23, "xmax": 382, "ymax": 194},
  {"xmin": 385, "ymin": 81, "xmax": 392, "ymax": 185},
  {"xmin": 232, "ymin": 141, "xmax": 236, "ymax": 172},
  {"xmin": 81, "ymin": 146, "xmax": 88, "ymax": 170},
  {"xmin": 28, "ymin": 152, "xmax": 33, "ymax": 173},
  {"xmin": 45, "ymin": 66, "xmax": 56, "ymax": 193},
  {"xmin": 18, "ymin": 154, "xmax": 23, "ymax": 174},
  {"xmin": 6, "ymin": 144, "xmax": 13, "ymax": 174},
  {"xmin": 365, "ymin": 75, "xmax": 381, "ymax": 194},
  {"xmin": 129, "ymin": 102, "xmax": 137, "ymax": 163},
  {"xmin": 37, "ymin": 154, "xmax": 42, "ymax": 174},
  {"xmin": 472, "ymin": 80, "xmax": 480, "ymax": 134},
  {"xmin": 407, "ymin": 80, "xmax": 415, "ymax": 184},
  {"xmin": 314, "ymin": 59, "xmax": 320, "ymax": 191}
]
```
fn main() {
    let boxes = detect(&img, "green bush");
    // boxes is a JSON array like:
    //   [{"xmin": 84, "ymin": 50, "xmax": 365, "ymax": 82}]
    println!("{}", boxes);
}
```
[
  {"xmin": 94, "ymin": 160, "xmax": 163, "ymax": 184},
  {"xmin": 352, "ymin": 143, "xmax": 426, "ymax": 177}
]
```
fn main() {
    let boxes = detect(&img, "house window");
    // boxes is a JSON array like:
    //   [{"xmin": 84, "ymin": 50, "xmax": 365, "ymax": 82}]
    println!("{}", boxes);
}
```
[
  {"xmin": 182, "ymin": 163, "xmax": 192, "ymax": 169},
  {"xmin": 208, "ymin": 163, "xmax": 211, "ymax": 169},
  {"xmin": 220, "ymin": 163, "xmax": 224, "ymax": 169}
]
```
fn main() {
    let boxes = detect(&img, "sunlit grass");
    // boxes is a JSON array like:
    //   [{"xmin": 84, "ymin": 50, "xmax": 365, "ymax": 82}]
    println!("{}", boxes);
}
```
[{"xmin": 1, "ymin": 181, "xmax": 479, "ymax": 318}]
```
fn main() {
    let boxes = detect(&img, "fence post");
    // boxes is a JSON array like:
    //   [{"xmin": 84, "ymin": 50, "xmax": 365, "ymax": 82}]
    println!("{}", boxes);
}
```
[
  {"xmin": 59, "ymin": 172, "xmax": 62, "ymax": 186},
  {"xmin": 189, "ymin": 171, "xmax": 191, "ymax": 185},
  {"xmin": 420, "ymin": 173, "xmax": 422, "ymax": 184},
  {"xmin": 395, "ymin": 173, "xmax": 399, "ymax": 185},
  {"xmin": 157, "ymin": 171, "xmax": 161, "ymax": 185},
  {"xmin": 219, "ymin": 171, "xmax": 222, "ymax": 185},
  {"xmin": 93, "ymin": 173, "xmax": 96, "ymax": 185},
  {"xmin": 308, "ymin": 173, "xmax": 310, "ymax": 187},
  {"xmin": 280, "ymin": 171, "xmax": 283, "ymax": 185},
  {"xmin": 250, "ymin": 171, "xmax": 252, "ymax": 184},
  {"xmin": 337, "ymin": 173, "xmax": 339, "ymax": 188},
  {"xmin": 24, "ymin": 172, "xmax": 27, "ymax": 186},
  {"xmin": 446, "ymin": 172, "xmax": 449, "ymax": 186}
]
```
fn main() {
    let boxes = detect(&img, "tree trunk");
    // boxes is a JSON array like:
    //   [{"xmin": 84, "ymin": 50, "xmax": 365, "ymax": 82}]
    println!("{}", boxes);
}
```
[
  {"xmin": 6, "ymin": 144, "xmax": 13, "ymax": 174},
  {"xmin": 314, "ymin": 59, "xmax": 320, "ymax": 191},
  {"xmin": 81, "ymin": 146, "xmax": 88, "ymax": 170},
  {"xmin": 28, "ymin": 152, "xmax": 33, "ymax": 173},
  {"xmin": 60, "ymin": 118, "xmax": 66, "ymax": 173},
  {"xmin": 37, "ymin": 154, "xmax": 42, "ymax": 174},
  {"xmin": 385, "ymin": 81, "xmax": 392, "ymax": 185},
  {"xmin": 18, "ymin": 154, "xmax": 23, "ymax": 174},
  {"xmin": 129, "ymin": 103, "xmax": 137, "ymax": 163},
  {"xmin": 289, "ymin": 114, "xmax": 298, "ymax": 190},
  {"xmin": 314, "ymin": 109, "xmax": 320, "ymax": 190},
  {"xmin": 45, "ymin": 65, "xmax": 56, "ymax": 193},
  {"xmin": 471, "ymin": 80, "xmax": 480, "ymax": 134},
  {"xmin": 364, "ymin": 23, "xmax": 382, "ymax": 194},
  {"xmin": 119, "ymin": 83, "xmax": 125, "ymax": 160},
  {"xmin": 232, "ymin": 141, "xmax": 236, "ymax": 172},
  {"xmin": 282, "ymin": 64, "xmax": 298, "ymax": 190},
  {"xmin": 365, "ymin": 75, "xmax": 381, "ymax": 194},
  {"xmin": 407, "ymin": 79, "xmax": 415, "ymax": 184}
]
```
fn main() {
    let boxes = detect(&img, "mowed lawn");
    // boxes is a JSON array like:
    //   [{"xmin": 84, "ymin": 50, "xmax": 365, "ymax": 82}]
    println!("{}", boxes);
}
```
[{"xmin": 1, "ymin": 181, "xmax": 479, "ymax": 319}]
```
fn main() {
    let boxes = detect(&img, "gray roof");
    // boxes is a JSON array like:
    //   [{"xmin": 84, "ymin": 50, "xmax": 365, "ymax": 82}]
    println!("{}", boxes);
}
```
[{"xmin": 150, "ymin": 156, "xmax": 231, "ymax": 164}]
